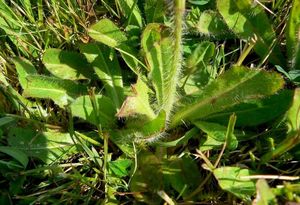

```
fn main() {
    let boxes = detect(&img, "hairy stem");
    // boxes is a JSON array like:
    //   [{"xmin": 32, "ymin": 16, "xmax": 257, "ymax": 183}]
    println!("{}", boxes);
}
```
[{"xmin": 165, "ymin": 0, "xmax": 185, "ymax": 122}]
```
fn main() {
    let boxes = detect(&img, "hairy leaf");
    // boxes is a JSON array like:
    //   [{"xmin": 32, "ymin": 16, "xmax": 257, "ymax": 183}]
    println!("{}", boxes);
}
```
[
  {"xmin": 205, "ymin": 90, "xmax": 293, "ymax": 127},
  {"xmin": 171, "ymin": 66, "xmax": 284, "ymax": 127},
  {"xmin": 217, "ymin": 0, "xmax": 285, "ymax": 66},
  {"xmin": 117, "ymin": 78, "xmax": 155, "ymax": 120},
  {"xmin": 142, "ymin": 23, "xmax": 177, "ymax": 117},
  {"xmin": 14, "ymin": 57, "xmax": 37, "ymax": 88},
  {"xmin": 23, "ymin": 75, "xmax": 87, "ymax": 107},
  {"xmin": 194, "ymin": 10, "xmax": 231, "ymax": 38},
  {"xmin": 80, "ymin": 43, "xmax": 124, "ymax": 108}
]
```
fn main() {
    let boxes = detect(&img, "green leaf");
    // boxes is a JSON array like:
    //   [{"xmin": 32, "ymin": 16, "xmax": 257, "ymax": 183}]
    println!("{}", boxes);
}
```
[
  {"xmin": 88, "ymin": 19, "xmax": 140, "ymax": 74},
  {"xmin": 194, "ymin": 10, "xmax": 231, "ymax": 38},
  {"xmin": 141, "ymin": 23, "xmax": 177, "ymax": 117},
  {"xmin": 185, "ymin": 41, "xmax": 215, "ymax": 74},
  {"xmin": 70, "ymin": 95, "xmax": 116, "ymax": 128},
  {"xmin": 286, "ymin": 88, "xmax": 300, "ymax": 132},
  {"xmin": 14, "ymin": 57, "xmax": 37, "ymax": 88},
  {"xmin": 8, "ymin": 128, "xmax": 79, "ymax": 164},
  {"xmin": 205, "ymin": 90, "xmax": 293, "ymax": 127},
  {"xmin": 255, "ymin": 179, "xmax": 278, "ymax": 205},
  {"xmin": 117, "ymin": 78, "xmax": 155, "ymax": 120},
  {"xmin": 23, "ymin": 75, "xmax": 87, "ymax": 108},
  {"xmin": 108, "ymin": 159, "xmax": 132, "ymax": 177},
  {"xmin": 156, "ymin": 128, "xmax": 199, "ymax": 147},
  {"xmin": 286, "ymin": 0, "xmax": 300, "ymax": 70},
  {"xmin": 80, "ymin": 43, "xmax": 124, "ymax": 108},
  {"xmin": 0, "ymin": 146, "xmax": 28, "ymax": 168},
  {"xmin": 116, "ymin": 0, "xmax": 143, "ymax": 27},
  {"xmin": 217, "ymin": 0, "xmax": 285, "ymax": 66},
  {"xmin": 163, "ymin": 155, "xmax": 201, "ymax": 198},
  {"xmin": 213, "ymin": 166, "xmax": 256, "ymax": 201},
  {"xmin": 130, "ymin": 151, "xmax": 163, "ymax": 203},
  {"xmin": 43, "ymin": 48, "xmax": 93, "ymax": 80},
  {"xmin": 171, "ymin": 66, "xmax": 284, "ymax": 127},
  {"xmin": 144, "ymin": 0, "xmax": 165, "ymax": 23},
  {"xmin": 194, "ymin": 121, "xmax": 238, "ymax": 151},
  {"xmin": 0, "ymin": 117, "xmax": 15, "ymax": 127}
]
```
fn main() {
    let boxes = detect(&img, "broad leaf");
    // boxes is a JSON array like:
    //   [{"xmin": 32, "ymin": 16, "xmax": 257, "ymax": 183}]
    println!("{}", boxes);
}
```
[
  {"xmin": 0, "ymin": 146, "xmax": 28, "ymax": 168},
  {"xmin": 213, "ymin": 167, "xmax": 256, "ymax": 201},
  {"xmin": 14, "ymin": 57, "xmax": 37, "ymax": 88},
  {"xmin": 23, "ymin": 75, "xmax": 87, "ymax": 108},
  {"xmin": 80, "ymin": 43, "xmax": 124, "ymax": 108},
  {"xmin": 43, "ymin": 48, "xmax": 93, "ymax": 80},
  {"xmin": 205, "ymin": 90, "xmax": 293, "ymax": 127},
  {"xmin": 88, "ymin": 19, "xmax": 140, "ymax": 74},
  {"xmin": 217, "ymin": 0, "xmax": 285, "ymax": 67},
  {"xmin": 171, "ymin": 66, "xmax": 284, "ymax": 127},
  {"xmin": 144, "ymin": 0, "xmax": 165, "ymax": 23},
  {"xmin": 8, "ymin": 128, "xmax": 79, "ymax": 164},
  {"xmin": 194, "ymin": 121, "xmax": 238, "ymax": 151},
  {"xmin": 116, "ymin": 0, "xmax": 143, "ymax": 27},
  {"xmin": 286, "ymin": 0, "xmax": 300, "ymax": 70},
  {"xmin": 117, "ymin": 78, "xmax": 155, "ymax": 120},
  {"xmin": 70, "ymin": 95, "xmax": 116, "ymax": 128}
]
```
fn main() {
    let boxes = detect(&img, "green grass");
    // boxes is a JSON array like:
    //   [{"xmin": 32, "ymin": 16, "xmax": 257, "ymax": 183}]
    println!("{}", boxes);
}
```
[{"xmin": 0, "ymin": 0, "xmax": 299, "ymax": 204}]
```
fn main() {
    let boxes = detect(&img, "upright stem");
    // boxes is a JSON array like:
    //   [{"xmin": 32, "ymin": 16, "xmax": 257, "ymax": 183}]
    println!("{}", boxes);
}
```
[{"xmin": 165, "ymin": 0, "xmax": 185, "ymax": 122}]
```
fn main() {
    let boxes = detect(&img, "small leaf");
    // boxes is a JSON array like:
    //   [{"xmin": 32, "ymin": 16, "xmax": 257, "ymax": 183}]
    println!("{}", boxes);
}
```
[
  {"xmin": 14, "ymin": 57, "xmax": 37, "ymax": 88},
  {"xmin": 217, "ymin": 0, "xmax": 285, "ymax": 66},
  {"xmin": 88, "ymin": 19, "xmax": 140, "ymax": 74},
  {"xmin": 43, "ymin": 48, "xmax": 93, "ymax": 80},
  {"xmin": 171, "ymin": 66, "xmax": 284, "ymax": 127},
  {"xmin": 117, "ymin": 78, "xmax": 155, "ymax": 120},
  {"xmin": 108, "ymin": 159, "xmax": 132, "ymax": 177},
  {"xmin": 254, "ymin": 179, "xmax": 277, "ymax": 205},
  {"xmin": 80, "ymin": 43, "xmax": 124, "ymax": 108},
  {"xmin": 163, "ymin": 155, "xmax": 201, "ymax": 198},
  {"xmin": 194, "ymin": 10, "xmax": 231, "ymax": 38},
  {"xmin": 185, "ymin": 41, "xmax": 215, "ymax": 73},
  {"xmin": 8, "ymin": 128, "xmax": 79, "ymax": 164},
  {"xmin": 116, "ymin": 0, "xmax": 143, "ymax": 27},
  {"xmin": 213, "ymin": 166, "xmax": 256, "ymax": 201},
  {"xmin": 194, "ymin": 121, "xmax": 238, "ymax": 151},
  {"xmin": 70, "ymin": 95, "xmax": 116, "ymax": 128},
  {"xmin": 144, "ymin": 0, "xmax": 165, "ymax": 23},
  {"xmin": 286, "ymin": 0, "xmax": 300, "ymax": 70},
  {"xmin": 0, "ymin": 146, "xmax": 28, "ymax": 168},
  {"xmin": 23, "ymin": 75, "xmax": 87, "ymax": 108}
]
